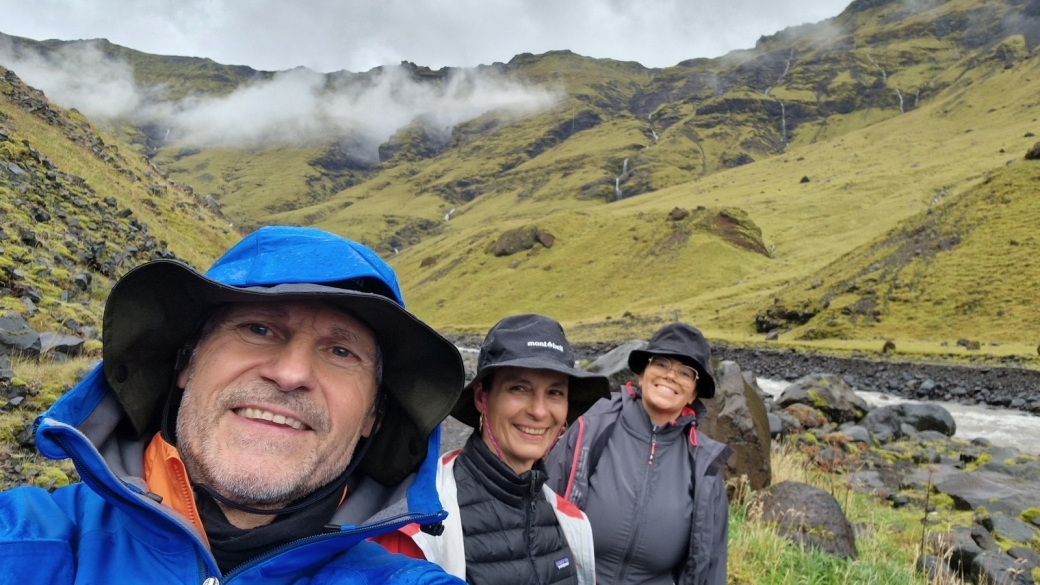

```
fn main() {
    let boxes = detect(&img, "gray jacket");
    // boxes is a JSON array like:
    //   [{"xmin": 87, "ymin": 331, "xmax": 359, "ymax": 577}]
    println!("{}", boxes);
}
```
[{"xmin": 546, "ymin": 385, "xmax": 733, "ymax": 585}]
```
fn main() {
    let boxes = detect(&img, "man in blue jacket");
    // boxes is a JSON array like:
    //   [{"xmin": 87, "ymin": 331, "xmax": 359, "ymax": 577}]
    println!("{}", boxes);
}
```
[{"xmin": 0, "ymin": 226, "xmax": 466, "ymax": 584}]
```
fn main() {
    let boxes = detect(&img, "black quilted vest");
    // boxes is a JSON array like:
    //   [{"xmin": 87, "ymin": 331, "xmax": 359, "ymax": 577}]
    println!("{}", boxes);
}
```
[{"xmin": 453, "ymin": 433, "xmax": 579, "ymax": 585}]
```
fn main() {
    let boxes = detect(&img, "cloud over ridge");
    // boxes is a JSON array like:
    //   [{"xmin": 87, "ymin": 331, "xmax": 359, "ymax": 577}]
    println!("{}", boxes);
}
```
[{"xmin": 0, "ymin": 39, "xmax": 561, "ymax": 157}]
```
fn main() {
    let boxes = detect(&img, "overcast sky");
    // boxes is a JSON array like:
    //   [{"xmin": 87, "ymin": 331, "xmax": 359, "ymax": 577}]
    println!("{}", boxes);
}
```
[{"xmin": 0, "ymin": 0, "xmax": 854, "ymax": 72}]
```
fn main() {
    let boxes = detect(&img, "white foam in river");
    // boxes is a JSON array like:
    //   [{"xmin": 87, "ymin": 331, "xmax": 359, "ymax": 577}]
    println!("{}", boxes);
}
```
[{"xmin": 757, "ymin": 378, "xmax": 1040, "ymax": 456}]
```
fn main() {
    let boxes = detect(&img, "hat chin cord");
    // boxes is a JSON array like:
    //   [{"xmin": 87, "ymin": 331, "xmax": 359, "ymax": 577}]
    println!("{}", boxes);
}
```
[
  {"xmin": 480, "ymin": 392, "xmax": 506, "ymax": 461},
  {"xmin": 190, "ymin": 392, "xmax": 388, "ymax": 517}
]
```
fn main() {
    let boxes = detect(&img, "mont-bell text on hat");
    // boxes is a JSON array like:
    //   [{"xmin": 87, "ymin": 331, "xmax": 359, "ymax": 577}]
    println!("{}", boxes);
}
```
[{"xmin": 527, "ymin": 340, "xmax": 565, "ymax": 352}]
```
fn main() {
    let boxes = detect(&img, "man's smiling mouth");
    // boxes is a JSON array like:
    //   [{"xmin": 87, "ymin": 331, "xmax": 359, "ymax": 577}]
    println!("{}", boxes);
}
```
[{"xmin": 234, "ymin": 407, "xmax": 310, "ymax": 430}]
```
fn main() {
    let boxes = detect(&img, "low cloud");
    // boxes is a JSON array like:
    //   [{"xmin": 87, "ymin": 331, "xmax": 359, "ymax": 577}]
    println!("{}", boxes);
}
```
[
  {"xmin": 0, "ymin": 40, "xmax": 561, "ymax": 157},
  {"xmin": 0, "ymin": 39, "xmax": 146, "ymax": 119}
]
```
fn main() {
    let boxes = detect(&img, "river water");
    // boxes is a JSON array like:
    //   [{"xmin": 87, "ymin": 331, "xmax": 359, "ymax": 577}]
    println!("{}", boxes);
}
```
[{"xmin": 757, "ymin": 378, "xmax": 1040, "ymax": 456}]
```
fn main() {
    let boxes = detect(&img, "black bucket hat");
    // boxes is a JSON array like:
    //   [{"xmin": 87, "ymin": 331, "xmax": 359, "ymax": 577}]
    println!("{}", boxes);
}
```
[
  {"xmin": 452, "ymin": 314, "xmax": 610, "ymax": 427},
  {"xmin": 102, "ymin": 226, "xmax": 464, "ymax": 486},
  {"xmin": 628, "ymin": 322, "xmax": 717, "ymax": 399}
]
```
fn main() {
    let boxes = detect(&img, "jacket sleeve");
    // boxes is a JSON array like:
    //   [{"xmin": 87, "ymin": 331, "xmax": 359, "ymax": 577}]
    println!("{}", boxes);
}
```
[
  {"xmin": 703, "ymin": 473, "xmax": 729, "ymax": 585},
  {"xmin": 0, "ymin": 487, "xmax": 77, "ymax": 585},
  {"xmin": 544, "ymin": 421, "xmax": 579, "ymax": 497}
]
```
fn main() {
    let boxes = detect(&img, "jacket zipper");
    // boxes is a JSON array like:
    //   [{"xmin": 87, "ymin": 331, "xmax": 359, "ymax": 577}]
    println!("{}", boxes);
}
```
[
  {"xmin": 49, "ymin": 426, "xmax": 446, "ymax": 584},
  {"xmin": 525, "ymin": 480, "xmax": 539, "ymax": 580},
  {"xmin": 615, "ymin": 424, "xmax": 659, "ymax": 584},
  {"xmin": 222, "ymin": 511, "xmax": 446, "ymax": 581}
]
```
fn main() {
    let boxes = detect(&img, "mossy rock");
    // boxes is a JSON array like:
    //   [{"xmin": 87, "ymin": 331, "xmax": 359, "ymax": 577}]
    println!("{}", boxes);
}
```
[
  {"xmin": 965, "ymin": 452, "xmax": 992, "ymax": 472},
  {"xmin": 30, "ymin": 466, "xmax": 69, "ymax": 490}
]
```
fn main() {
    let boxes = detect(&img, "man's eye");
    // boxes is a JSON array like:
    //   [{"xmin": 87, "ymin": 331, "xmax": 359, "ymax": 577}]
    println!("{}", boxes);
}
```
[
  {"xmin": 248, "ymin": 324, "xmax": 270, "ymax": 336},
  {"xmin": 331, "ymin": 347, "xmax": 354, "ymax": 358}
]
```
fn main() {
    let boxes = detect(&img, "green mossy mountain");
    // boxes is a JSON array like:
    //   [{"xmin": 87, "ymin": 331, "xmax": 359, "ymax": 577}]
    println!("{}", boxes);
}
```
[
  {"xmin": 0, "ymin": 66, "xmax": 238, "ymax": 334},
  {"xmin": 2, "ymin": 0, "xmax": 1038, "ymax": 351}
]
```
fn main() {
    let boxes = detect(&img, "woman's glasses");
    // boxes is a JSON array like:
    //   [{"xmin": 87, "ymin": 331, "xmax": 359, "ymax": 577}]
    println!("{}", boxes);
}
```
[{"xmin": 646, "ymin": 356, "xmax": 699, "ymax": 385}]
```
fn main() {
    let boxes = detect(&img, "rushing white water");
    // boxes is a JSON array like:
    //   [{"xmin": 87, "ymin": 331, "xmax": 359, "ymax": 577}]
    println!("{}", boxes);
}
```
[
  {"xmin": 651, "ymin": 129, "xmax": 658, "ymax": 141},
  {"xmin": 914, "ymin": 89, "xmax": 920, "ymax": 108},
  {"xmin": 444, "ymin": 207, "xmax": 455, "ymax": 221},
  {"xmin": 780, "ymin": 101, "xmax": 787, "ymax": 144},
  {"xmin": 896, "ymin": 89, "xmax": 904, "ymax": 114},
  {"xmin": 758, "ymin": 379, "xmax": 1040, "ymax": 456},
  {"xmin": 622, "ymin": 158, "xmax": 629, "ymax": 175},
  {"xmin": 614, "ymin": 177, "xmax": 622, "ymax": 200}
]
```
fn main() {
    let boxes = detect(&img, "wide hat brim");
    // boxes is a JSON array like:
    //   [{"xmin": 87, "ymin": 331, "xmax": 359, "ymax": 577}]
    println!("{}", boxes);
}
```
[
  {"xmin": 628, "ymin": 349, "xmax": 717, "ymax": 399},
  {"xmin": 103, "ymin": 260, "xmax": 464, "ymax": 486},
  {"xmin": 451, "ymin": 356, "xmax": 611, "ymax": 428}
]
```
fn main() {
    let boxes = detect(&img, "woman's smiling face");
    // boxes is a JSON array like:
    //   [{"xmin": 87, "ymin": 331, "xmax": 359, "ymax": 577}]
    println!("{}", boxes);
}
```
[
  {"xmin": 638, "ymin": 355, "xmax": 698, "ymax": 426},
  {"xmin": 475, "ymin": 366, "xmax": 569, "ymax": 474}
]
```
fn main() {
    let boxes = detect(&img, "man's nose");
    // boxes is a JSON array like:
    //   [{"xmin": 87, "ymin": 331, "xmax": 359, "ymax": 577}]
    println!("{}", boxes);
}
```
[{"xmin": 260, "ymin": 337, "xmax": 316, "ymax": 392}]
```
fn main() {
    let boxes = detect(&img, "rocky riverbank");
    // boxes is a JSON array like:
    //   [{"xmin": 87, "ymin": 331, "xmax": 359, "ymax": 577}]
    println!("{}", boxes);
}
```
[{"xmin": 710, "ymin": 343, "xmax": 1040, "ymax": 416}]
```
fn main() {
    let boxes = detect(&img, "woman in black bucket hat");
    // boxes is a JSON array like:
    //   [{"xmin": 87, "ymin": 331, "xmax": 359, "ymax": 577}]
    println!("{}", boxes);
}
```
[
  {"xmin": 547, "ymin": 322, "xmax": 734, "ymax": 585},
  {"xmin": 399, "ymin": 314, "xmax": 608, "ymax": 585}
]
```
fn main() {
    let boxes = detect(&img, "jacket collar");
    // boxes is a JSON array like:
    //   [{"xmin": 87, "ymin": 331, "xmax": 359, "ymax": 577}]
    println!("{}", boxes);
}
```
[
  {"xmin": 33, "ymin": 362, "xmax": 448, "ymax": 575},
  {"xmin": 457, "ymin": 432, "xmax": 548, "ymax": 507},
  {"xmin": 619, "ymin": 383, "xmax": 701, "ymax": 441}
]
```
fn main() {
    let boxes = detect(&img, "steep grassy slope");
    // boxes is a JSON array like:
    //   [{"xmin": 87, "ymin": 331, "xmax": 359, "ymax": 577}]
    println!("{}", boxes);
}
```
[
  {"xmin": 0, "ymin": 65, "xmax": 238, "ymax": 331},
  {"xmin": 755, "ymin": 154, "xmax": 1040, "ymax": 344},
  {"xmin": 382, "ymin": 51, "xmax": 1040, "ymax": 347}
]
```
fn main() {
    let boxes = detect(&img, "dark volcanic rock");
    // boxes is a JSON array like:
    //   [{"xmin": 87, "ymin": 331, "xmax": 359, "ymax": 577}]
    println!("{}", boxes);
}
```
[
  {"xmin": 934, "ymin": 470, "xmax": 1040, "ymax": 517},
  {"xmin": 990, "ymin": 513, "xmax": 1040, "ymax": 545},
  {"xmin": 699, "ymin": 361, "xmax": 772, "ymax": 490},
  {"xmin": 753, "ymin": 480, "xmax": 857, "ymax": 559},
  {"xmin": 1025, "ymin": 142, "xmax": 1040, "ymax": 160},
  {"xmin": 584, "ymin": 340, "xmax": 647, "ymax": 388},
  {"xmin": 860, "ymin": 403, "xmax": 956, "ymax": 442},
  {"xmin": 39, "ymin": 332, "xmax": 85, "ymax": 357},
  {"xmin": 916, "ymin": 555, "xmax": 956, "ymax": 583},
  {"xmin": 0, "ymin": 313, "xmax": 41, "ymax": 356},
  {"xmin": 775, "ymin": 373, "xmax": 871, "ymax": 424},
  {"xmin": 971, "ymin": 550, "xmax": 1034, "ymax": 585}
]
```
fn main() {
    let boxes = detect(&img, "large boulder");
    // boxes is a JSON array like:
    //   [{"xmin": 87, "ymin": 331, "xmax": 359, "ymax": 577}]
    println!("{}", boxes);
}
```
[
  {"xmin": 971, "ymin": 550, "xmax": 1035, "ymax": 585},
  {"xmin": 753, "ymin": 481, "xmax": 857, "ymax": 559},
  {"xmin": 0, "ymin": 313, "xmax": 41, "ymax": 357},
  {"xmin": 699, "ymin": 360, "xmax": 772, "ymax": 490},
  {"xmin": 775, "ymin": 373, "xmax": 871, "ymax": 424},
  {"xmin": 860, "ymin": 403, "xmax": 956, "ymax": 443},
  {"xmin": 934, "ymin": 470, "xmax": 1040, "ymax": 517},
  {"xmin": 492, "ymin": 226, "xmax": 538, "ymax": 256},
  {"xmin": 990, "ymin": 513, "xmax": 1040, "ymax": 545},
  {"xmin": 584, "ymin": 340, "xmax": 647, "ymax": 389}
]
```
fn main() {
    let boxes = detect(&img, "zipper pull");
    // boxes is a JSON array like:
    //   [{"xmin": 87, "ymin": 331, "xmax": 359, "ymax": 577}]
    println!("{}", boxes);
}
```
[{"xmin": 649, "ymin": 433, "xmax": 657, "ymax": 465}]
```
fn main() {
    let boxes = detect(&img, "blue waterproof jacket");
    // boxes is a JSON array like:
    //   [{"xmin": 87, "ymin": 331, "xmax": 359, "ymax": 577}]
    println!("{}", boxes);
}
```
[{"xmin": 0, "ymin": 366, "xmax": 459, "ymax": 585}]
